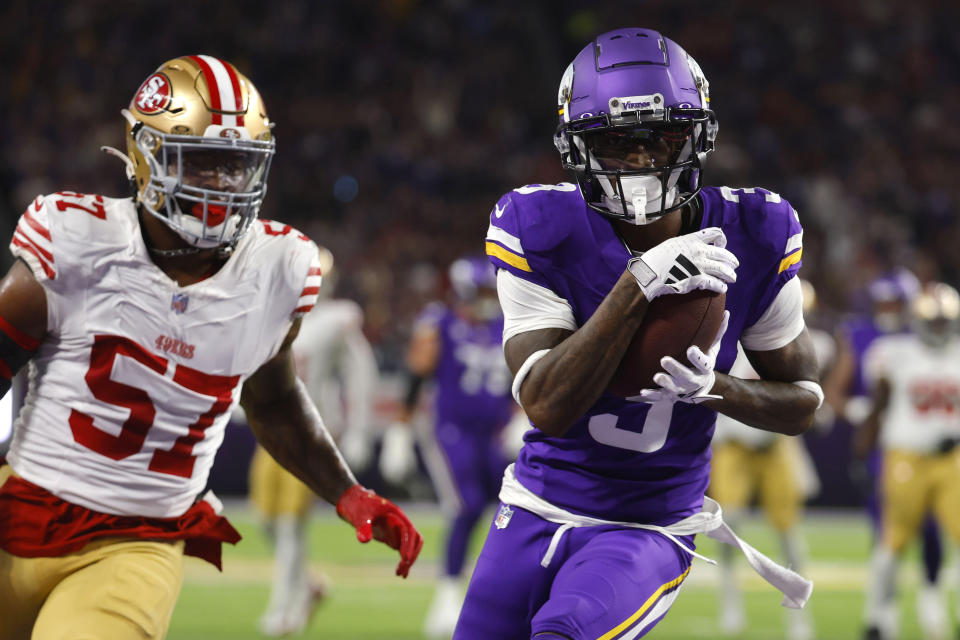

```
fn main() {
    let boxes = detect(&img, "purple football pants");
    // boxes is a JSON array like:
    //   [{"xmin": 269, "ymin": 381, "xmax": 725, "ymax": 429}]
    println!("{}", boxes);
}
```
[
  {"xmin": 430, "ymin": 421, "xmax": 509, "ymax": 577},
  {"xmin": 454, "ymin": 503, "xmax": 693, "ymax": 640}
]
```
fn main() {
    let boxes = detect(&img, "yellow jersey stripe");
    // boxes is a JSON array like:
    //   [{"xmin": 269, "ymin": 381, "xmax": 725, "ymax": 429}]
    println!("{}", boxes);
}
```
[
  {"xmin": 596, "ymin": 564, "xmax": 691, "ymax": 640},
  {"xmin": 778, "ymin": 248, "xmax": 803, "ymax": 274},
  {"xmin": 486, "ymin": 241, "xmax": 531, "ymax": 272}
]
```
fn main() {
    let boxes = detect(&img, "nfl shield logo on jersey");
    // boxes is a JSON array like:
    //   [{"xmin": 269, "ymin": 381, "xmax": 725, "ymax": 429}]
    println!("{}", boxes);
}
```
[
  {"xmin": 494, "ymin": 504, "xmax": 514, "ymax": 530},
  {"xmin": 171, "ymin": 293, "xmax": 189, "ymax": 314}
]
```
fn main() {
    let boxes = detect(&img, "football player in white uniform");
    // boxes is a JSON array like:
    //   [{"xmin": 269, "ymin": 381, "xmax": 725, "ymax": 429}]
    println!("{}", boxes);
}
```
[
  {"xmin": 855, "ymin": 283, "xmax": 960, "ymax": 640},
  {"xmin": 709, "ymin": 345, "xmax": 817, "ymax": 640},
  {"xmin": 247, "ymin": 246, "xmax": 379, "ymax": 635},
  {"xmin": 0, "ymin": 56, "xmax": 421, "ymax": 640}
]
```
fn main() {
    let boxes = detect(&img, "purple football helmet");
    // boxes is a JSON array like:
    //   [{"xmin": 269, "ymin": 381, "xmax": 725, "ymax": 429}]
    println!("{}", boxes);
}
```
[
  {"xmin": 554, "ymin": 28, "xmax": 718, "ymax": 225},
  {"xmin": 449, "ymin": 255, "xmax": 497, "ymax": 300},
  {"xmin": 868, "ymin": 268, "xmax": 920, "ymax": 332}
]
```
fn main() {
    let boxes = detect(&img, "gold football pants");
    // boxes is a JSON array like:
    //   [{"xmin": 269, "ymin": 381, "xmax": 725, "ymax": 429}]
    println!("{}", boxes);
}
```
[
  {"xmin": 709, "ymin": 438, "xmax": 801, "ymax": 531},
  {"xmin": 0, "ymin": 536, "xmax": 184, "ymax": 640},
  {"xmin": 882, "ymin": 448, "xmax": 960, "ymax": 552},
  {"xmin": 248, "ymin": 446, "xmax": 314, "ymax": 519}
]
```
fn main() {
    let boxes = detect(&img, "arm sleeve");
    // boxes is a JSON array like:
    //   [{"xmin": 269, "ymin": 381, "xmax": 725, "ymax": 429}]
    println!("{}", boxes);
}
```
[
  {"xmin": 740, "ymin": 275, "xmax": 805, "ymax": 351},
  {"xmin": 339, "ymin": 313, "xmax": 378, "ymax": 435},
  {"xmin": 292, "ymin": 244, "xmax": 323, "ymax": 319},
  {"xmin": 10, "ymin": 196, "xmax": 56, "ymax": 283},
  {"xmin": 497, "ymin": 269, "xmax": 577, "ymax": 344},
  {"xmin": 861, "ymin": 340, "xmax": 889, "ymax": 388}
]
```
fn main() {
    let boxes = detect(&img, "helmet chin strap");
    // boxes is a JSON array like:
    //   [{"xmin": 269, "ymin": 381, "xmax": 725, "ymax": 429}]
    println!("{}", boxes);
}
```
[
  {"xmin": 600, "ymin": 176, "xmax": 678, "ymax": 226},
  {"xmin": 100, "ymin": 146, "xmax": 135, "ymax": 180},
  {"xmin": 631, "ymin": 187, "xmax": 649, "ymax": 225}
]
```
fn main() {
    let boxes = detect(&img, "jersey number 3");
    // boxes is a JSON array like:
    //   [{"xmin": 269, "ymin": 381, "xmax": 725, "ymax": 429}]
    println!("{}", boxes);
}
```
[
  {"xmin": 588, "ymin": 400, "xmax": 675, "ymax": 452},
  {"xmin": 69, "ymin": 335, "xmax": 239, "ymax": 478}
]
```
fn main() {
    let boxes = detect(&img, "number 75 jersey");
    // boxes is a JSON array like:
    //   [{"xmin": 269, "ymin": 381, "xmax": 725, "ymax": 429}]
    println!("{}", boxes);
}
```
[{"xmin": 9, "ymin": 193, "xmax": 322, "ymax": 518}]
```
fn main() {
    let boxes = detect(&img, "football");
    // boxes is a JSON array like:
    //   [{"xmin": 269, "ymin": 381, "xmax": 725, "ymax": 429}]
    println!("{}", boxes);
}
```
[{"xmin": 608, "ymin": 290, "xmax": 727, "ymax": 397}]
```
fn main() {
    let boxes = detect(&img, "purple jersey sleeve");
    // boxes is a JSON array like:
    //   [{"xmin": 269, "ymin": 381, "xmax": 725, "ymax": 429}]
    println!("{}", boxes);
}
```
[
  {"xmin": 704, "ymin": 187, "xmax": 804, "ymax": 329},
  {"xmin": 484, "ymin": 183, "xmax": 580, "ymax": 291}
]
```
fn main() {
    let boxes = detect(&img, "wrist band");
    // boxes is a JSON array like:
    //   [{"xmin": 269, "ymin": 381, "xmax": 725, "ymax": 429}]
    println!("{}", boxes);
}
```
[
  {"xmin": 792, "ymin": 380, "xmax": 824, "ymax": 409},
  {"xmin": 511, "ymin": 349, "xmax": 551, "ymax": 406}
]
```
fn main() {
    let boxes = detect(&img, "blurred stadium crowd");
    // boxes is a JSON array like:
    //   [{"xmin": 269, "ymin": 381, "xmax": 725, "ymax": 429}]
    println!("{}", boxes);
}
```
[{"xmin": 1, "ymin": 0, "xmax": 957, "ymax": 502}]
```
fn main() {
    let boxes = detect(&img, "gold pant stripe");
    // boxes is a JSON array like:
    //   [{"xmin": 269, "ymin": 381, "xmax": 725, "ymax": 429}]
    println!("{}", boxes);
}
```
[{"xmin": 596, "ymin": 564, "xmax": 691, "ymax": 640}]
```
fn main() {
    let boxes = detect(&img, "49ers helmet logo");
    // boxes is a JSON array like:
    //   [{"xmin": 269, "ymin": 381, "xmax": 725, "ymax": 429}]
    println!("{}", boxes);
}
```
[{"xmin": 134, "ymin": 73, "xmax": 172, "ymax": 114}]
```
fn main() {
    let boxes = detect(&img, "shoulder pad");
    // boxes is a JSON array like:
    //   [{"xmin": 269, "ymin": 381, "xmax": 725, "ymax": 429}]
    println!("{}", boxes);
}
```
[
  {"xmin": 11, "ymin": 195, "xmax": 56, "ymax": 281},
  {"xmin": 485, "ymin": 182, "xmax": 579, "ymax": 283},
  {"xmin": 10, "ymin": 193, "xmax": 133, "ymax": 284},
  {"xmin": 712, "ymin": 186, "xmax": 803, "ymax": 278},
  {"xmin": 250, "ymin": 220, "xmax": 322, "ymax": 319}
]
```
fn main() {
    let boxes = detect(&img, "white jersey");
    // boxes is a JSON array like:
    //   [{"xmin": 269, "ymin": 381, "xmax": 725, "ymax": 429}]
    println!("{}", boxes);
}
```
[
  {"xmin": 863, "ymin": 333, "xmax": 960, "ymax": 454},
  {"xmin": 293, "ymin": 299, "xmax": 377, "ymax": 438},
  {"xmin": 9, "ymin": 192, "xmax": 321, "ymax": 517},
  {"xmin": 712, "ymin": 344, "xmax": 778, "ymax": 449}
]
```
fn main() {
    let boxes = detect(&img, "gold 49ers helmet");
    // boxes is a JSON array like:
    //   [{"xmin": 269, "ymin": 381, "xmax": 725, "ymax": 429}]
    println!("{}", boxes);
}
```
[
  {"xmin": 118, "ymin": 55, "xmax": 276, "ymax": 249},
  {"xmin": 910, "ymin": 282, "xmax": 960, "ymax": 347}
]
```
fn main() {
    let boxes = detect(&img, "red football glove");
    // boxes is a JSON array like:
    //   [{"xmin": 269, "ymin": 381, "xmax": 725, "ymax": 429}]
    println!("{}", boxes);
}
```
[{"xmin": 336, "ymin": 484, "xmax": 424, "ymax": 578}]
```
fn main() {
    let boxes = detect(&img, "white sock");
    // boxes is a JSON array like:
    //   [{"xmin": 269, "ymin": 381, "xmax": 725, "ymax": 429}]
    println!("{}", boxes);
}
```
[
  {"xmin": 863, "ymin": 546, "xmax": 898, "ymax": 637},
  {"xmin": 780, "ymin": 530, "xmax": 813, "ymax": 639},
  {"xmin": 779, "ymin": 530, "xmax": 807, "ymax": 573},
  {"xmin": 266, "ymin": 515, "xmax": 308, "ymax": 616},
  {"xmin": 718, "ymin": 513, "xmax": 744, "ymax": 632},
  {"xmin": 916, "ymin": 581, "xmax": 947, "ymax": 640},
  {"xmin": 424, "ymin": 576, "xmax": 465, "ymax": 637}
]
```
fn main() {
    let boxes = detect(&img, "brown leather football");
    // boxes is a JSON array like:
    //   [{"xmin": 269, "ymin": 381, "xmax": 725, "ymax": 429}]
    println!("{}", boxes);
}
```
[{"xmin": 608, "ymin": 290, "xmax": 727, "ymax": 397}]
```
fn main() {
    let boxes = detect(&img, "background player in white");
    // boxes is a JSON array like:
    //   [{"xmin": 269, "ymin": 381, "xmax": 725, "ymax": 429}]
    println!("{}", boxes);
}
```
[
  {"xmin": 0, "ymin": 55, "xmax": 421, "ymax": 640},
  {"xmin": 247, "ymin": 246, "xmax": 379, "ymax": 636},
  {"xmin": 709, "ymin": 279, "xmax": 836, "ymax": 640},
  {"xmin": 855, "ymin": 282, "xmax": 960, "ymax": 640},
  {"xmin": 709, "ymin": 342, "xmax": 818, "ymax": 640}
]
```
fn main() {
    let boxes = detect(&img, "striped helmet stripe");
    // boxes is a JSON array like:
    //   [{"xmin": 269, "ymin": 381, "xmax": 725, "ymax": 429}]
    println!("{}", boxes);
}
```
[
  {"xmin": 188, "ymin": 55, "xmax": 222, "ymax": 124},
  {"xmin": 189, "ymin": 55, "xmax": 245, "ymax": 127}
]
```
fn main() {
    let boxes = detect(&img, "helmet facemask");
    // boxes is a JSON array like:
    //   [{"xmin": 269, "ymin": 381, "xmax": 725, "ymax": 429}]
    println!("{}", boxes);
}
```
[
  {"xmin": 556, "ymin": 107, "xmax": 715, "ymax": 225},
  {"xmin": 130, "ymin": 115, "xmax": 275, "ymax": 248}
]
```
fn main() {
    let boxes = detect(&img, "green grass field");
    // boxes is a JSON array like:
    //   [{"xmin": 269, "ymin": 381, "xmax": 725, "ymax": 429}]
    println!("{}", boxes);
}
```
[{"xmin": 167, "ymin": 506, "xmax": 952, "ymax": 639}]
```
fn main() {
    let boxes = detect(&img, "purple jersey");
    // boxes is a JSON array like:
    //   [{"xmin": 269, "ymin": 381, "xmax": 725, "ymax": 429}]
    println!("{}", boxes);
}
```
[
  {"xmin": 485, "ymin": 183, "xmax": 803, "ymax": 525},
  {"xmin": 417, "ymin": 303, "xmax": 514, "ymax": 432},
  {"xmin": 840, "ymin": 317, "xmax": 887, "ymax": 397}
]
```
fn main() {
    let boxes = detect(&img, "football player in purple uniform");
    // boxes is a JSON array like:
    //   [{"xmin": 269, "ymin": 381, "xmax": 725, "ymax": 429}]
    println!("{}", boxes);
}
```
[
  {"xmin": 380, "ymin": 256, "xmax": 515, "ymax": 637},
  {"xmin": 456, "ymin": 28, "xmax": 821, "ymax": 639}
]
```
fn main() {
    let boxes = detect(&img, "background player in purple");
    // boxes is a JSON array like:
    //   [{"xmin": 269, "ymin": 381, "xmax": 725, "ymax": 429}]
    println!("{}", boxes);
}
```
[
  {"xmin": 456, "ymin": 28, "xmax": 821, "ymax": 640},
  {"xmin": 379, "ymin": 256, "xmax": 515, "ymax": 637}
]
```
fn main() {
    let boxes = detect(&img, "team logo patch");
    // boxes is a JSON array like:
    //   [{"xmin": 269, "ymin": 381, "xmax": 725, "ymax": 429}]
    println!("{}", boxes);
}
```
[
  {"xmin": 171, "ymin": 292, "xmax": 189, "ymax": 314},
  {"xmin": 494, "ymin": 504, "xmax": 514, "ymax": 530},
  {"xmin": 134, "ymin": 73, "xmax": 172, "ymax": 115},
  {"xmin": 219, "ymin": 128, "xmax": 241, "ymax": 139}
]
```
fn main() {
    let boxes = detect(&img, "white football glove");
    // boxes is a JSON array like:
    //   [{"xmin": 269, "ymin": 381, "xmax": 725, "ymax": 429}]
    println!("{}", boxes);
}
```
[
  {"xmin": 630, "ymin": 310, "xmax": 729, "ymax": 405},
  {"xmin": 627, "ymin": 227, "xmax": 738, "ymax": 301},
  {"xmin": 379, "ymin": 422, "xmax": 418, "ymax": 484}
]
